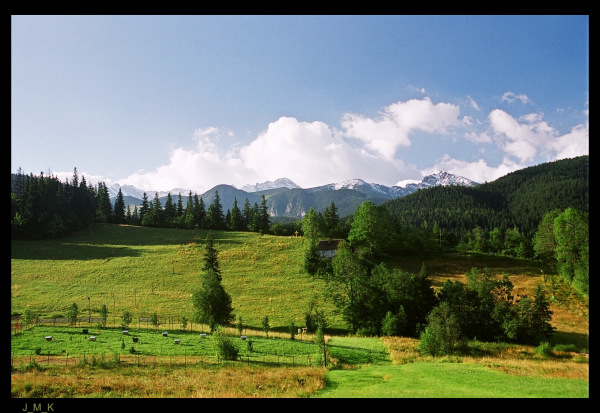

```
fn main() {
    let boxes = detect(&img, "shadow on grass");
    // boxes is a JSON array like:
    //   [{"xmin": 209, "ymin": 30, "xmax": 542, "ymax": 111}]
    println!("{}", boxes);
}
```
[
  {"xmin": 10, "ymin": 243, "xmax": 142, "ymax": 261},
  {"xmin": 551, "ymin": 330, "xmax": 589, "ymax": 352}
]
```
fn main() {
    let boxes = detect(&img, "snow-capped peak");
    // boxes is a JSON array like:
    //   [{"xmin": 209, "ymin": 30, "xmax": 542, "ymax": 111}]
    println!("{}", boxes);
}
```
[
  {"xmin": 334, "ymin": 178, "xmax": 368, "ymax": 190},
  {"xmin": 241, "ymin": 178, "xmax": 301, "ymax": 192}
]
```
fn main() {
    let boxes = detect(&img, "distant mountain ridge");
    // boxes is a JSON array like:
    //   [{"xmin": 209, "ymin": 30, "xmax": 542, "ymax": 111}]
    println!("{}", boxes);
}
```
[{"xmin": 106, "ymin": 172, "xmax": 478, "ymax": 218}]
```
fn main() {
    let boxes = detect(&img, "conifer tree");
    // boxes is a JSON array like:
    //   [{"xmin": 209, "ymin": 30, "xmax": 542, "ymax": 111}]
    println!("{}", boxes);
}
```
[
  {"xmin": 207, "ymin": 190, "xmax": 225, "ymax": 230},
  {"xmin": 139, "ymin": 192, "xmax": 150, "ymax": 224},
  {"xmin": 202, "ymin": 233, "xmax": 222, "ymax": 279},
  {"xmin": 163, "ymin": 193, "xmax": 176, "ymax": 227},
  {"xmin": 113, "ymin": 188, "xmax": 126, "ymax": 224},
  {"xmin": 229, "ymin": 197, "xmax": 243, "ymax": 231},
  {"xmin": 242, "ymin": 198, "xmax": 252, "ymax": 230},
  {"xmin": 258, "ymin": 195, "xmax": 270, "ymax": 233},
  {"xmin": 194, "ymin": 195, "xmax": 206, "ymax": 229}
]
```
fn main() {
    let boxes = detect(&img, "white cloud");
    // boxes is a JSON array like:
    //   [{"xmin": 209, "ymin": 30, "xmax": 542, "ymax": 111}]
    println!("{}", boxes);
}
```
[
  {"xmin": 464, "ymin": 131, "xmax": 492, "ymax": 143},
  {"xmin": 239, "ymin": 116, "xmax": 415, "ymax": 188},
  {"xmin": 114, "ymin": 116, "xmax": 419, "ymax": 193},
  {"xmin": 72, "ymin": 95, "xmax": 587, "ymax": 195},
  {"xmin": 426, "ymin": 154, "xmax": 524, "ymax": 184},
  {"xmin": 488, "ymin": 109, "xmax": 556, "ymax": 163},
  {"xmin": 488, "ymin": 109, "xmax": 587, "ymax": 164},
  {"xmin": 501, "ymin": 91, "xmax": 532, "ymax": 105},
  {"xmin": 467, "ymin": 95, "xmax": 480, "ymax": 111},
  {"xmin": 340, "ymin": 97, "xmax": 461, "ymax": 160},
  {"xmin": 548, "ymin": 121, "xmax": 589, "ymax": 160}
]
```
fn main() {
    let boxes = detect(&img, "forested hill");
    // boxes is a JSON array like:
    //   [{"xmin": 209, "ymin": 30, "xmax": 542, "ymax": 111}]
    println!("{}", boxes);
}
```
[{"xmin": 381, "ymin": 155, "xmax": 588, "ymax": 240}]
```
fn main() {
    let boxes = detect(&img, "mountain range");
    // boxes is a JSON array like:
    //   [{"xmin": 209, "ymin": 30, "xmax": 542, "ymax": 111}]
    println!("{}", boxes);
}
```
[{"xmin": 108, "ymin": 172, "xmax": 478, "ymax": 219}]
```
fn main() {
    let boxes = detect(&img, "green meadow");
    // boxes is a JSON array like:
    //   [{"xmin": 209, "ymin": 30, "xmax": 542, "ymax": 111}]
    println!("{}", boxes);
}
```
[
  {"xmin": 11, "ymin": 223, "xmax": 589, "ymax": 398},
  {"xmin": 11, "ymin": 223, "xmax": 345, "ymax": 330}
]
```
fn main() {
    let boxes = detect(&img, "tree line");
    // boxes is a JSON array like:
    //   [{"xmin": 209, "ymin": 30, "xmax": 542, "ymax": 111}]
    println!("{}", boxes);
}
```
[{"xmin": 11, "ymin": 167, "xmax": 272, "ymax": 239}]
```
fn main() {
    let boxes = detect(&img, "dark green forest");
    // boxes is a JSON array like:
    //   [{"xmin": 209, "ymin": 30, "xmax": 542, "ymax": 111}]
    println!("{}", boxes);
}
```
[{"xmin": 381, "ymin": 155, "xmax": 588, "ymax": 240}]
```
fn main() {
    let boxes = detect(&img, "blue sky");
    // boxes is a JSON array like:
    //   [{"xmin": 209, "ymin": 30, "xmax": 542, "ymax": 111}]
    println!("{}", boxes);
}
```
[{"xmin": 11, "ymin": 15, "xmax": 589, "ymax": 193}]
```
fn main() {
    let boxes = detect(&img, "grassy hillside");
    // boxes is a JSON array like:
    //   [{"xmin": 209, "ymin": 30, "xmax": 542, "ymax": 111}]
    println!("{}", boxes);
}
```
[{"xmin": 11, "ymin": 223, "xmax": 345, "ymax": 331}]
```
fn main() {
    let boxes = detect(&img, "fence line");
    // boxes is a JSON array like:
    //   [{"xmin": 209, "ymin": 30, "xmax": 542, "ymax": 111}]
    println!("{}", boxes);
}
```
[{"xmin": 13, "ymin": 315, "xmax": 311, "ymax": 341}]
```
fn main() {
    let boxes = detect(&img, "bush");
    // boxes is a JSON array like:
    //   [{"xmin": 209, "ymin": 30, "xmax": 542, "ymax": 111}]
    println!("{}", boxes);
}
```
[
  {"xmin": 212, "ymin": 327, "xmax": 239, "ymax": 361},
  {"xmin": 535, "ymin": 342, "xmax": 554, "ymax": 358},
  {"xmin": 417, "ymin": 302, "xmax": 463, "ymax": 357}
]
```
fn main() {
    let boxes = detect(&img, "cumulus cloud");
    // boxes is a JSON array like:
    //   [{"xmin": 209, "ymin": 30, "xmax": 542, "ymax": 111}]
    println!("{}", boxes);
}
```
[
  {"xmin": 96, "ymin": 95, "xmax": 586, "ymax": 195},
  {"xmin": 116, "ymin": 116, "xmax": 419, "ymax": 193},
  {"xmin": 340, "ymin": 97, "xmax": 461, "ymax": 160},
  {"xmin": 548, "ymin": 121, "xmax": 589, "ymax": 161},
  {"xmin": 426, "ymin": 154, "xmax": 524, "ymax": 184},
  {"xmin": 488, "ymin": 109, "xmax": 587, "ymax": 164}
]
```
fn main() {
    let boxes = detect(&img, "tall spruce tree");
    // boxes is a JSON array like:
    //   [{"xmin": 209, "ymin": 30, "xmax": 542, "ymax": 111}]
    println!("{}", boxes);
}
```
[
  {"xmin": 192, "ymin": 235, "xmax": 233, "ymax": 331},
  {"xmin": 258, "ymin": 195, "xmax": 270, "ymax": 233},
  {"xmin": 207, "ymin": 190, "xmax": 225, "ymax": 230},
  {"xmin": 113, "ymin": 188, "xmax": 126, "ymax": 224},
  {"xmin": 202, "ymin": 233, "xmax": 222, "ymax": 280},
  {"xmin": 139, "ymin": 192, "xmax": 150, "ymax": 224},
  {"xmin": 229, "ymin": 197, "xmax": 243, "ymax": 231}
]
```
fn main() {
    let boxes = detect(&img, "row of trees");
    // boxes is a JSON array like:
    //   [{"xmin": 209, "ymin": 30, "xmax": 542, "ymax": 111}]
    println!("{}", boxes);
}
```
[
  {"xmin": 129, "ymin": 190, "xmax": 271, "ymax": 234},
  {"xmin": 10, "ymin": 168, "xmax": 272, "ymax": 239}
]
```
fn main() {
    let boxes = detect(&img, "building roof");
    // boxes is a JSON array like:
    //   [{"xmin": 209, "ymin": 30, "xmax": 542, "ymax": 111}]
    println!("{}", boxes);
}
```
[{"xmin": 317, "ymin": 239, "xmax": 345, "ymax": 251}]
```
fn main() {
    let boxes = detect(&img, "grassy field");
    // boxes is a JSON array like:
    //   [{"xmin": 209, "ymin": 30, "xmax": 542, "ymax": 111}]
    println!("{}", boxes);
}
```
[
  {"xmin": 11, "ymin": 224, "xmax": 345, "ymax": 330},
  {"xmin": 11, "ymin": 223, "xmax": 589, "ymax": 398}
]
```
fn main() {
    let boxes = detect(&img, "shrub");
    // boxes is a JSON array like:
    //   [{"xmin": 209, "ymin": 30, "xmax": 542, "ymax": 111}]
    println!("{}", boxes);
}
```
[
  {"xmin": 535, "ymin": 341, "xmax": 554, "ymax": 358},
  {"xmin": 417, "ymin": 302, "xmax": 463, "ymax": 357},
  {"xmin": 121, "ymin": 310, "xmax": 132, "ymax": 329},
  {"xmin": 212, "ymin": 327, "xmax": 239, "ymax": 361}
]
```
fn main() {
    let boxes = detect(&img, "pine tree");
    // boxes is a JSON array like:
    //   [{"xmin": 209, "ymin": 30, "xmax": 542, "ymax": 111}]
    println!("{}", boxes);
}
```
[
  {"xmin": 202, "ymin": 233, "xmax": 222, "ymax": 279},
  {"xmin": 194, "ymin": 195, "xmax": 206, "ymax": 229},
  {"xmin": 163, "ymin": 193, "xmax": 176, "ymax": 227},
  {"xmin": 113, "ymin": 188, "xmax": 126, "ymax": 224},
  {"xmin": 229, "ymin": 197, "xmax": 243, "ymax": 231},
  {"xmin": 192, "ymin": 236, "xmax": 233, "ymax": 330},
  {"xmin": 95, "ymin": 182, "xmax": 113, "ymax": 223},
  {"xmin": 242, "ymin": 198, "xmax": 252, "ymax": 231},
  {"xmin": 323, "ymin": 201, "xmax": 339, "ymax": 238},
  {"xmin": 184, "ymin": 191, "xmax": 195, "ymax": 229},
  {"xmin": 176, "ymin": 193, "xmax": 184, "ymax": 218},
  {"xmin": 258, "ymin": 195, "xmax": 270, "ymax": 234},
  {"xmin": 207, "ymin": 190, "xmax": 225, "ymax": 230},
  {"xmin": 139, "ymin": 192, "xmax": 150, "ymax": 224}
]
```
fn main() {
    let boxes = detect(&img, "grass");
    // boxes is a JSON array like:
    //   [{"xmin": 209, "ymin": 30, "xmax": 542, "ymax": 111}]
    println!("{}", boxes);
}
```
[
  {"xmin": 11, "ymin": 330, "xmax": 588, "ymax": 398},
  {"xmin": 11, "ymin": 223, "xmax": 589, "ymax": 398},
  {"xmin": 11, "ymin": 224, "xmax": 344, "ymax": 330},
  {"xmin": 312, "ymin": 362, "xmax": 588, "ymax": 398}
]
